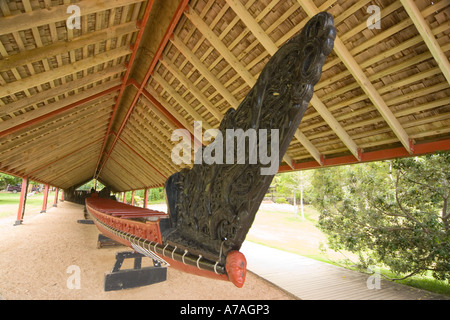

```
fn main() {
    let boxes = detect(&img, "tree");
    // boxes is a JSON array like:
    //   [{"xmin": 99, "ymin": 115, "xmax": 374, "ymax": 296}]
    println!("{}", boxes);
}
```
[
  {"xmin": 312, "ymin": 152, "xmax": 450, "ymax": 281},
  {"xmin": 276, "ymin": 171, "xmax": 311, "ymax": 219},
  {"xmin": 0, "ymin": 173, "xmax": 20, "ymax": 190}
]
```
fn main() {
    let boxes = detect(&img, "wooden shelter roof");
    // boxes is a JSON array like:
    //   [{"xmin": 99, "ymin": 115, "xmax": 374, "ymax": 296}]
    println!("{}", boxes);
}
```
[{"xmin": 0, "ymin": 0, "xmax": 449, "ymax": 192}]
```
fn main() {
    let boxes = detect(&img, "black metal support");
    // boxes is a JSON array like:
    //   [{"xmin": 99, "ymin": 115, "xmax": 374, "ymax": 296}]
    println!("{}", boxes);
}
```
[
  {"xmin": 96, "ymin": 233, "xmax": 123, "ymax": 248},
  {"xmin": 104, "ymin": 251, "xmax": 167, "ymax": 291},
  {"xmin": 77, "ymin": 219, "xmax": 94, "ymax": 225}
]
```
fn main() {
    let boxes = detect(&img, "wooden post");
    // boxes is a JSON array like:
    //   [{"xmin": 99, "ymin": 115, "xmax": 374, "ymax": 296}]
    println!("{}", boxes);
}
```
[
  {"xmin": 14, "ymin": 177, "xmax": 29, "ymax": 226},
  {"xmin": 53, "ymin": 187, "xmax": 59, "ymax": 207},
  {"xmin": 40, "ymin": 184, "xmax": 50, "ymax": 213},
  {"xmin": 123, "ymin": 191, "xmax": 127, "ymax": 204},
  {"xmin": 144, "ymin": 188, "xmax": 149, "ymax": 209},
  {"xmin": 131, "ymin": 190, "xmax": 135, "ymax": 206}
]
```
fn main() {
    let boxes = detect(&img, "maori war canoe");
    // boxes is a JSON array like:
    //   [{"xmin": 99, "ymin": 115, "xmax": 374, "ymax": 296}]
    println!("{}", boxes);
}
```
[{"xmin": 86, "ymin": 12, "xmax": 336, "ymax": 288}]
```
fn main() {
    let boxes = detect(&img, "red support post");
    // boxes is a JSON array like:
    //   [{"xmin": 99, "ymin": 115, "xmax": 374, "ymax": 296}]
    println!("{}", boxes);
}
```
[
  {"xmin": 14, "ymin": 177, "xmax": 29, "ymax": 226},
  {"xmin": 40, "ymin": 184, "xmax": 49, "ymax": 213},
  {"xmin": 131, "ymin": 190, "xmax": 135, "ymax": 206},
  {"xmin": 144, "ymin": 188, "xmax": 149, "ymax": 209},
  {"xmin": 53, "ymin": 187, "xmax": 59, "ymax": 207},
  {"xmin": 123, "ymin": 191, "xmax": 127, "ymax": 204}
]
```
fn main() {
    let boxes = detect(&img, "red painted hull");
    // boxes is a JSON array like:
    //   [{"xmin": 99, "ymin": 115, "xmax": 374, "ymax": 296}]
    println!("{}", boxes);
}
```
[
  {"xmin": 86, "ymin": 197, "xmax": 164, "ymax": 244},
  {"xmin": 85, "ymin": 197, "xmax": 245, "ymax": 286}
]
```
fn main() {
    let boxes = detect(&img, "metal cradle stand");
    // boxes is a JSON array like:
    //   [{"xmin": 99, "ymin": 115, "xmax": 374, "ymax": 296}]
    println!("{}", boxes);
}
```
[
  {"xmin": 97, "ymin": 233, "xmax": 122, "ymax": 248},
  {"xmin": 102, "ymin": 243, "xmax": 167, "ymax": 292}
]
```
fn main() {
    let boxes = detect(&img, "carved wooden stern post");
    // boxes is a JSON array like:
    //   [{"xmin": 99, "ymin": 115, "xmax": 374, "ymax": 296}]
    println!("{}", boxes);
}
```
[
  {"xmin": 163, "ymin": 12, "xmax": 336, "ymax": 287},
  {"xmin": 87, "ymin": 12, "xmax": 336, "ymax": 289}
]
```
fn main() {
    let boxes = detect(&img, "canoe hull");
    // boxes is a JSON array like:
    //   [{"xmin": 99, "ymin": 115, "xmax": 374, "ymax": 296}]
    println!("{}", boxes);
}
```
[{"xmin": 85, "ymin": 197, "xmax": 243, "ymax": 286}]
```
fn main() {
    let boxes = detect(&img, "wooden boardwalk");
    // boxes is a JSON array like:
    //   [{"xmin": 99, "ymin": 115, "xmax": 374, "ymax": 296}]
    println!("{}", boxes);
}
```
[{"xmin": 240, "ymin": 241, "xmax": 449, "ymax": 300}]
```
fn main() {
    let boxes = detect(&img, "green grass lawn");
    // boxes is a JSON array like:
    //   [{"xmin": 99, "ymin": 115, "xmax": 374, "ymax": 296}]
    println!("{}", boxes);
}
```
[
  {"xmin": 0, "ymin": 191, "xmax": 56, "ymax": 218},
  {"xmin": 246, "ymin": 203, "xmax": 352, "ymax": 262}
]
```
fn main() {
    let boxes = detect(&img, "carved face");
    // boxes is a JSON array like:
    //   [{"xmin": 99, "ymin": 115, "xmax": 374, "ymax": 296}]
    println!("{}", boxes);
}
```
[{"xmin": 225, "ymin": 250, "xmax": 247, "ymax": 288}]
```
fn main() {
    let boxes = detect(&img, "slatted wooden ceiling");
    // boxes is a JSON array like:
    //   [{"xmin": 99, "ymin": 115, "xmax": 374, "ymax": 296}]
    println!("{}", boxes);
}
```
[{"xmin": 0, "ymin": 0, "xmax": 449, "ymax": 192}]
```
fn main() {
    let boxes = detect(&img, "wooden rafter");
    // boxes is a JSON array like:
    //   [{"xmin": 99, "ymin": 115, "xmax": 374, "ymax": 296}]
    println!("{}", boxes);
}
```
[
  {"xmin": 185, "ymin": 7, "xmax": 256, "ymax": 87},
  {"xmin": 151, "ymin": 72, "xmax": 213, "ymax": 130},
  {"xmin": 0, "ymin": 46, "xmax": 130, "ymax": 98},
  {"xmin": 0, "ymin": 82, "xmax": 121, "ymax": 135},
  {"xmin": 0, "ymin": 65, "xmax": 125, "ymax": 118},
  {"xmin": 297, "ymin": 0, "xmax": 413, "ymax": 154},
  {"xmin": 0, "ymin": 22, "xmax": 138, "ymax": 73},
  {"xmin": 400, "ymin": 0, "xmax": 450, "ymax": 85},
  {"xmin": 159, "ymin": 57, "xmax": 224, "ymax": 121},
  {"xmin": 0, "ymin": 0, "xmax": 448, "ymax": 192},
  {"xmin": 0, "ymin": 0, "xmax": 145, "ymax": 36},
  {"xmin": 177, "ymin": 6, "xmax": 303, "ymax": 167},
  {"xmin": 225, "ymin": 0, "xmax": 360, "ymax": 161},
  {"xmin": 170, "ymin": 35, "xmax": 241, "ymax": 107}
]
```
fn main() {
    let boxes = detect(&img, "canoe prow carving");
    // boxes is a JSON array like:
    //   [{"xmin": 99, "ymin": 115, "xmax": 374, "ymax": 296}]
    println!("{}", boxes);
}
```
[
  {"xmin": 163, "ymin": 12, "xmax": 336, "ymax": 278},
  {"xmin": 87, "ymin": 12, "xmax": 336, "ymax": 288}
]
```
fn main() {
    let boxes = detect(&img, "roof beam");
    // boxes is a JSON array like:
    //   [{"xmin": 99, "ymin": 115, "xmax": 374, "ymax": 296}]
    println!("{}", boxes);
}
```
[
  {"xmin": 185, "ymin": 7, "xmax": 256, "ymax": 87},
  {"xmin": 127, "ymin": 114, "xmax": 180, "ymax": 158},
  {"xmin": 151, "ymin": 73, "xmax": 213, "ymax": 130},
  {"xmin": 224, "ymin": 0, "xmax": 278, "ymax": 54},
  {"xmin": 0, "ymin": 0, "xmax": 145, "ymax": 36},
  {"xmin": 278, "ymin": 139, "xmax": 450, "ymax": 173},
  {"xmin": 144, "ymin": 86, "xmax": 196, "ymax": 136},
  {"xmin": 137, "ymin": 93, "xmax": 178, "ymax": 132},
  {"xmin": 0, "ymin": 65, "xmax": 125, "ymax": 117},
  {"xmin": 93, "ymin": 0, "xmax": 156, "ymax": 183},
  {"xmin": 140, "ymin": 86, "xmax": 203, "ymax": 150},
  {"xmin": 0, "ymin": 100, "xmax": 113, "ymax": 160},
  {"xmin": 0, "ymin": 46, "xmax": 131, "ymax": 98},
  {"xmin": 225, "ymin": 0, "xmax": 355, "ymax": 161},
  {"xmin": 7, "ymin": 122, "xmax": 109, "ymax": 172},
  {"xmin": 0, "ymin": 82, "xmax": 120, "ymax": 138},
  {"xmin": 27, "ymin": 138, "xmax": 104, "ymax": 178},
  {"xmin": 112, "ymin": 141, "xmax": 168, "ymax": 185},
  {"xmin": 23, "ymin": 140, "xmax": 104, "ymax": 182},
  {"xmin": 400, "ymin": 0, "xmax": 450, "ymax": 85},
  {"xmin": 293, "ymin": 129, "xmax": 322, "ymax": 165},
  {"xmin": 108, "ymin": 155, "xmax": 148, "ymax": 188},
  {"xmin": 101, "ymin": 165, "xmax": 134, "ymax": 191},
  {"xmin": 170, "ymin": 35, "xmax": 241, "ymax": 107},
  {"xmin": 93, "ymin": 0, "xmax": 183, "ymax": 182},
  {"xmin": 51, "ymin": 158, "xmax": 101, "ymax": 189},
  {"xmin": 309, "ymin": 94, "xmax": 360, "ymax": 160},
  {"xmin": 297, "ymin": 0, "xmax": 413, "ymax": 154},
  {"xmin": 0, "ymin": 98, "xmax": 112, "ymax": 154},
  {"xmin": 133, "ymin": 103, "xmax": 177, "ymax": 143},
  {"xmin": 282, "ymin": 152, "xmax": 295, "ymax": 169},
  {"xmin": 116, "ymin": 135, "xmax": 167, "ymax": 180},
  {"xmin": 332, "ymin": 38, "xmax": 412, "ymax": 154},
  {"xmin": 182, "ymin": 6, "xmax": 307, "ymax": 166},
  {"xmin": 159, "ymin": 57, "xmax": 224, "ymax": 121},
  {"xmin": 0, "ymin": 21, "xmax": 138, "ymax": 72},
  {"xmin": 120, "ymin": 130, "xmax": 178, "ymax": 176}
]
